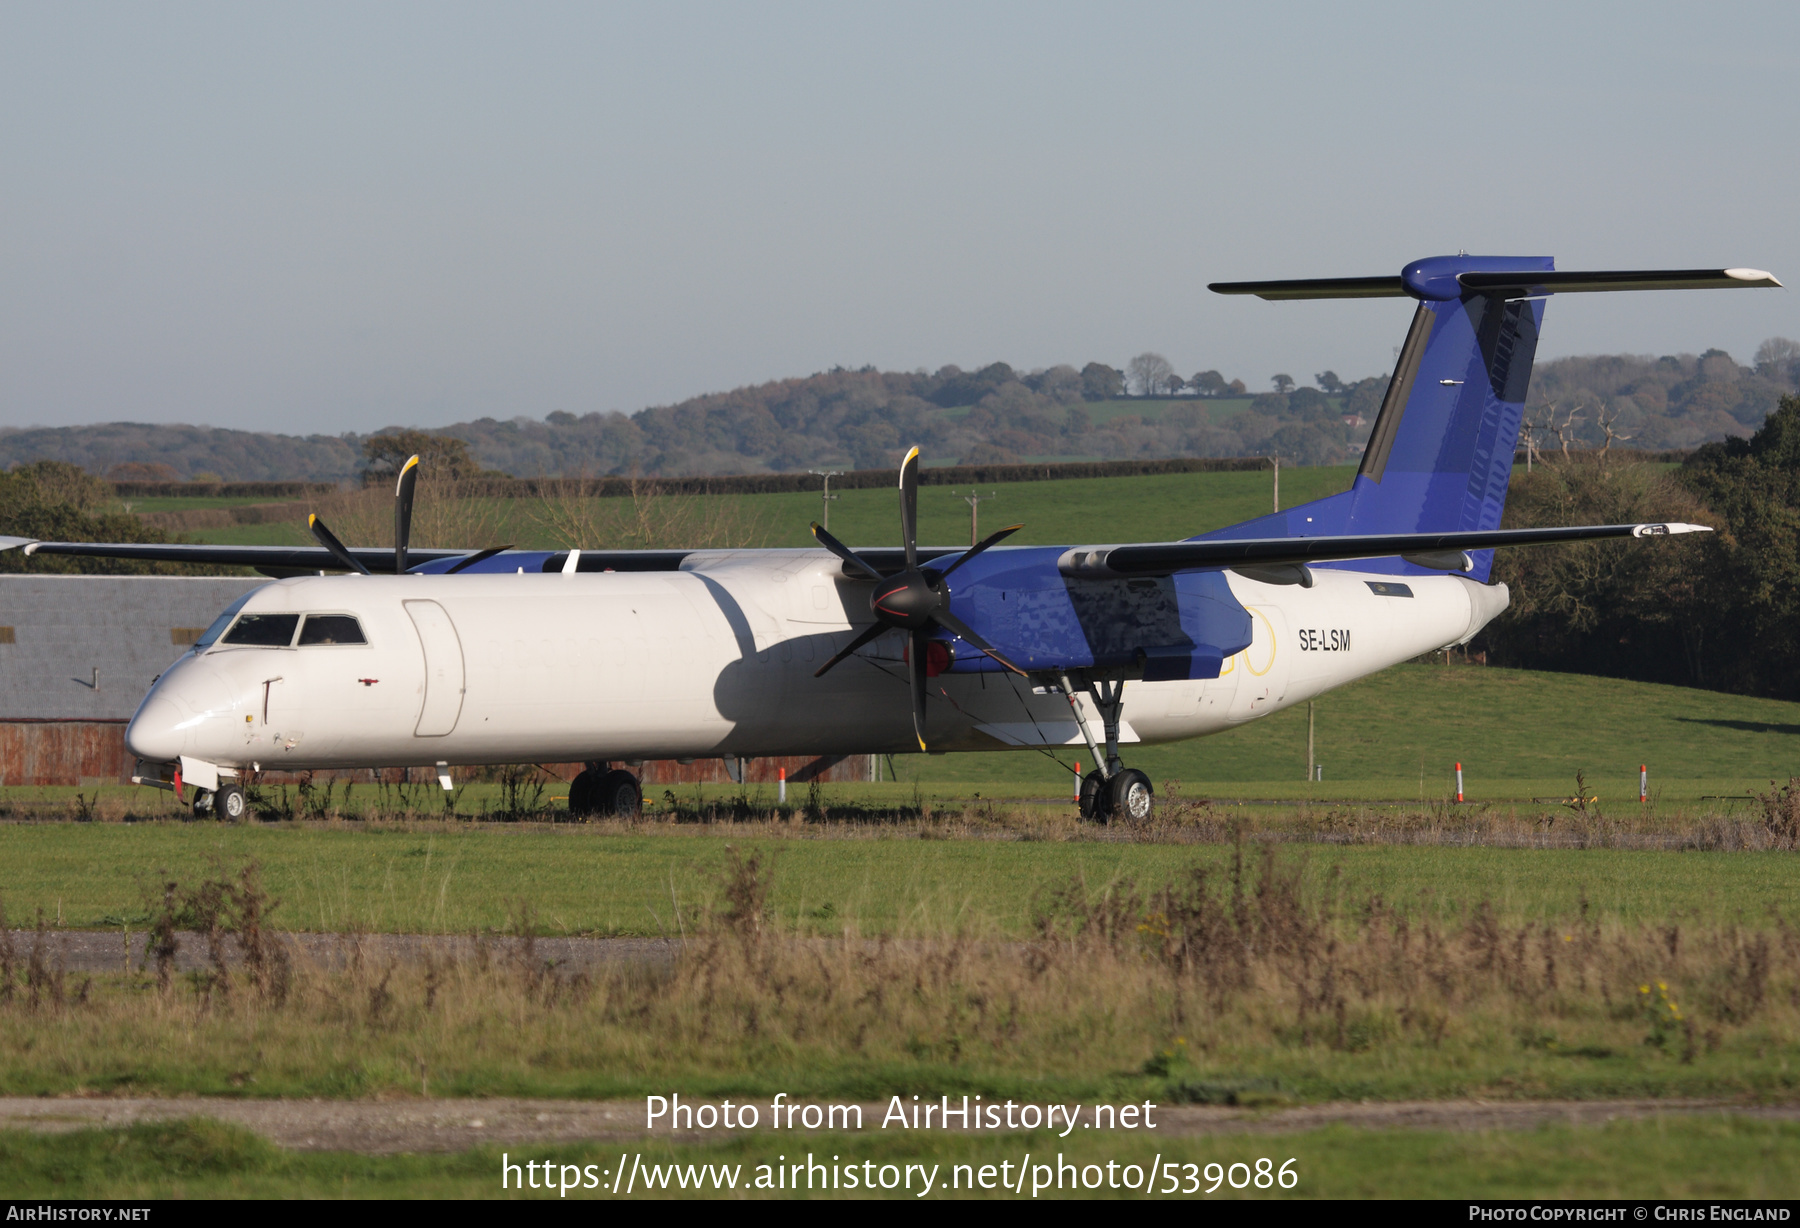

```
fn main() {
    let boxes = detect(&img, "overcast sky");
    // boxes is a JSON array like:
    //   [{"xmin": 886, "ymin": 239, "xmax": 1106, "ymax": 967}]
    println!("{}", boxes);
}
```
[{"xmin": 3, "ymin": 2, "xmax": 1797, "ymax": 435}]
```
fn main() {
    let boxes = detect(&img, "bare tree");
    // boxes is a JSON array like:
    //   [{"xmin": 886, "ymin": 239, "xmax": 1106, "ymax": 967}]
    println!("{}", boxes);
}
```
[
  {"xmin": 1596, "ymin": 400, "xmax": 1632, "ymax": 462},
  {"xmin": 1755, "ymin": 337, "xmax": 1800, "ymax": 379},
  {"xmin": 1126, "ymin": 352, "xmax": 1174, "ymax": 398}
]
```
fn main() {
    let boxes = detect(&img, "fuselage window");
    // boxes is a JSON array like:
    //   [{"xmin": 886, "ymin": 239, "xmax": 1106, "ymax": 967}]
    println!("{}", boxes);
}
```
[
  {"xmin": 221, "ymin": 613, "xmax": 300, "ymax": 647},
  {"xmin": 298, "ymin": 614, "xmax": 368, "ymax": 646}
]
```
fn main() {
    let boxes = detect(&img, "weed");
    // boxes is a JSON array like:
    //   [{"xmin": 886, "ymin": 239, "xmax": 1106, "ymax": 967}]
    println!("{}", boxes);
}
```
[{"xmin": 1756, "ymin": 778, "xmax": 1800, "ymax": 848}]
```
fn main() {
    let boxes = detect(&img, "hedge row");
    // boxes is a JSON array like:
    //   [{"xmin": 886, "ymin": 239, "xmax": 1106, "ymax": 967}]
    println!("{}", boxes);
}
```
[{"xmin": 109, "ymin": 480, "xmax": 341, "ymax": 498}]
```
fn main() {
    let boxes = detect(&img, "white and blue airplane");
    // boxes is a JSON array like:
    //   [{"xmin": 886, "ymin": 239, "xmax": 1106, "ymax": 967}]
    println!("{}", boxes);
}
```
[{"xmin": 3, "ymin": 257, "xmax": 1777, "ymax": 821}]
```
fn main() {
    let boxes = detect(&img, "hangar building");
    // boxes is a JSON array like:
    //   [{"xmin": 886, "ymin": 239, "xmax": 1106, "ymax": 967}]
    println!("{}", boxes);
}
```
[{"xmin": 0, "ymin": 575, "xmax": 262, "ymax": 786}]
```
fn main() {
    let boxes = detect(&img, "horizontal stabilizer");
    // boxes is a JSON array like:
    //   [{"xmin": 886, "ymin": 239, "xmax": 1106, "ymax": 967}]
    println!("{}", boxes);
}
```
[
  {"xmin": 1207, "ymin": 275, "xmax": 1407, "ymax": 300},
  {"xmin": 1456, "ymin": 268, "xmax": 1782, "ymax": 295},
  {"xmin": 1211, "ymin": 258, "xmax": 1780, "ymax": 302},
  {"xmin": 1059, "ymin": 522, "xmax": 1710, "ymax": 578}
]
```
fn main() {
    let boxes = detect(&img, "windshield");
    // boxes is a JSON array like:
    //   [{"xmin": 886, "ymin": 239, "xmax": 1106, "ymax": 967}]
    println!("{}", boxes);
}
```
[
  {"xmin": 193, "ymin": 592, "xmax": 257, "ymax": 650},
  {"xmin": 222, "ymin": 613, "xmax": 300, "ymax": 647},
  {"xmin": 297, "ymin": 614, "xmax": 367, "ymax": 646}
]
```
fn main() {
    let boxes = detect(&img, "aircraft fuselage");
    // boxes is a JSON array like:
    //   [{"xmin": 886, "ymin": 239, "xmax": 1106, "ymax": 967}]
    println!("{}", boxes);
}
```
[{"xmin": 125, "ymin": 549, "xmax": 1506, "ymax": 773}]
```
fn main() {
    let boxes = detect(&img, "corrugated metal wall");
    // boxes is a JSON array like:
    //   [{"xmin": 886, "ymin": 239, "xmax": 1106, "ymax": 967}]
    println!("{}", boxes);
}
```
[{"xmin": 0, "ymin": 720, "xmax": 134, "ymax": 786}]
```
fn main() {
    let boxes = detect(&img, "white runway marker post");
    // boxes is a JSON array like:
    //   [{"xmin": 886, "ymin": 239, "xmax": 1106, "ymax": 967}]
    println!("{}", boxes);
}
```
[
  {"xmin": 778, "ymin": 766, "xmax": 786, "ymax": 805},
  {"xmin": 1074, "ymin": 760, "xmax": 1081, "ymax": 803},
  {"xmin": 1641, "ymin": 764, "xmax": 1648, "ymax": 804},
  {"xmin": 1455, "ymin": 762, "xmax": 1465, "ymax": 803}
]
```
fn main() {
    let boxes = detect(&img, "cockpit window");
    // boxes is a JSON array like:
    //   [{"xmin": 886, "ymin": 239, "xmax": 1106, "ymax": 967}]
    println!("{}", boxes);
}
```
[
  {"xmin": 221, "ymin": 613, "xmax": 300, "ymax": 647},
  {"xmin": 193, "ymin": 592, "xmax": 257, "ymax": 650},
  {"xmin": 298, "ymin": 614, "xmax": 367, "ymax": 646}
]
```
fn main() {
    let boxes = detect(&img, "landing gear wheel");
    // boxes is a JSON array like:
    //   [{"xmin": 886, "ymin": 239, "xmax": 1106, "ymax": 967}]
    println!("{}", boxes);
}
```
[
  {"xmin": 1107, "ymin": 769, "xmax": 1154, "ymax": 822},
  {"xmin": 1077, "ymin": 770, "xmax": 1107, "ymax": 821},
  {"xmin": 568, "ymin": 769, "xmax": 601, "ymax": 818},
  {"xmin": 216, "ymin": 784, "xmax": 248, "ymax": 821},
  {"xmin": 596, "ymin": 769, "xmax": 641, "ymax": 817},
  {"xmin": 190, "ymin": 790, "xmax": 214, "ymax": 820}
]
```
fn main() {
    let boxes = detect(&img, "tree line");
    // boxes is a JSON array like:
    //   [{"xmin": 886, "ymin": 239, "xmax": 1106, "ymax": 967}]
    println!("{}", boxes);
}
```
[
  {"xmin": 1479, "ymin": 392, "xmax": 1800, "ymax": 700},
  {"xmin": 1, "ymin": 342, "xmax": 1795, "ymax": 482}
]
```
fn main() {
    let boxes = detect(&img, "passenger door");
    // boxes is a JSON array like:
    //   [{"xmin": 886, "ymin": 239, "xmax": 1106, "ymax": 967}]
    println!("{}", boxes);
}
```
[{"xmin": 405, "ymin": 600, "xmax": 466, "ymax": 737}]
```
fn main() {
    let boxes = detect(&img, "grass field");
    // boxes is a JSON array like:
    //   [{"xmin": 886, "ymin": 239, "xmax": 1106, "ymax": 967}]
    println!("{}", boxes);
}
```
[
  {"xmin": 887, "ymin": 661, "xmax": 1800, "ymax": 796},
  {"xmin": 3, "ymin": 1116, "xmax": 1795, "ymax": 1199},
  {"xmin": 0, "ymin": 833, "xmax": 1795, "ymax": 1104},
  {"xmin": 0, "ymin": 816, "xmax": 1795, "ymax": 936}
]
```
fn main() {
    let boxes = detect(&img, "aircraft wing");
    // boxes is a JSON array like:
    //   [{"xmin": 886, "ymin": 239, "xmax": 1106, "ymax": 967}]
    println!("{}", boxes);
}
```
[
  {"xmin": 1055, "ymin": 522, "xmax": 1711, "ymax": 578},
  {"xmin": 0, "ymin": 538, "xmax": 470, "ymax": 574}
]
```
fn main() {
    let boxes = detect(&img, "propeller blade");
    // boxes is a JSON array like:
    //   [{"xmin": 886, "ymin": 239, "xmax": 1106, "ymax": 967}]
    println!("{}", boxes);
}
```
[
  {"xmin": 307, "ymin": 515, "xmax": 372, "ymax": 575},
  {"xmin": 932, "ymin": 608, "xmax": 1027, "ymax": 676},
  {"xmin": 936, "ymin": 522, "xmax": 1024, "ymax": 580},
  {"xmin": 445, "ymin": 545, "xmax": 512, "ymax": 574},
  {"xmin": 811, "ymin": 521, "xmax": 883, "ymax": 582},
  {"xmin": 909, "ymin": 627, "xmax": 930, "ymax": 751},
  {"xmin": 813, "ymin": 622, "xmax": 887, "ymax": 677},
  {"xmin": 394, "ymin": 454, "xmax": 420, "ymax": 575},
  {"xmin": 898, "ymin": 446, "xmax": 920, "ymax": 569}
]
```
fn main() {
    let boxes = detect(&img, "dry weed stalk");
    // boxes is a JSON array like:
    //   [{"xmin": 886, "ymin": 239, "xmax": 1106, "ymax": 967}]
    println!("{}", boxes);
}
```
[{"xmin": 528, "ymin": 476, "xmax": 767, "ymax": 551}]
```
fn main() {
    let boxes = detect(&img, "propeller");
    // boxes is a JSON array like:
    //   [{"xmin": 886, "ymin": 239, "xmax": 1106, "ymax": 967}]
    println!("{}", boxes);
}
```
[
  {"xmin": 394, "ymin": 454, "xmax": 419, "ymax": 575},
  {"xmin": 307, "ymin": 514, "xmax": 372, "ymax": 575},
  {"xmin": 809, "ymin": 445, "xmax": 1025, "ymax": 750},
  {"xmin": 307, "ymin": 453, "xmax": 426, "ymax": 575}
]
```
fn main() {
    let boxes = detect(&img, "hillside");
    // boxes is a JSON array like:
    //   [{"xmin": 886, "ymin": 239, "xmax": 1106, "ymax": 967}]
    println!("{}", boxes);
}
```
[{"xmin": 3, "ymin": 342, "xmax": 1795, "ymax": 482}]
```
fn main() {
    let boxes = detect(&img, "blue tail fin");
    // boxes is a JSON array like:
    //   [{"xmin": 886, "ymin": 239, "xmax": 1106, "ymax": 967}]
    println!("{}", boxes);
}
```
[
  {"xmin": 1204, "ymin": 255, "xmax": 1553, "ymax": 581},
  {"xmin": 1202, "ymin": 255, "xmax": 1781, "ymax": 579}
]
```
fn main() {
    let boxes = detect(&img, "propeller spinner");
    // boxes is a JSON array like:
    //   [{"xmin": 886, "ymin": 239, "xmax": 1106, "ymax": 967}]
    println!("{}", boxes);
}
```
[{"xmin": 809, "ymin": 446, "xmax": 1025, "ymax": 750}]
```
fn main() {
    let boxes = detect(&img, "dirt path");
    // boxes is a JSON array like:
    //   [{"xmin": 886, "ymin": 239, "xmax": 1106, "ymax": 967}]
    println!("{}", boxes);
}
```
[
  {"xmin": 2, "ymin": 1097, "xmax": 1793, "ymax": 1154},
  {"xmin": 3, "ymin": 930, "xmax": 677, "ymax": 973}
]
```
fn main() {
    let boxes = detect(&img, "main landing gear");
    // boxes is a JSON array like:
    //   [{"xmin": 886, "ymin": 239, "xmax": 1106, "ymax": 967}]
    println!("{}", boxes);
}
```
[
  {"xmin": 1059, "ymin": 673, "xmax": 1155, "ymax": 823},
  {"xmin": 568, "ymin": 763, "xmax": 642, "ymax": 818}
]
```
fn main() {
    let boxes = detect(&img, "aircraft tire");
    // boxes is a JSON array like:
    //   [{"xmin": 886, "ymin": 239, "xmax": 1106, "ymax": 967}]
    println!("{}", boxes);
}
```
[
  {"xmin": 1078, "ymin": 771, "xmax": 1107, "ymax": 821},
  {"xmin": 1106, "ymin": 769, "xmax": 1154, "ymax": 822},
  {"xmin": 190, "ymin": 791, "xmax": 214, "ymax": 820},
  {"xmin": 568, "ymin": 769, "xmax": 601, "ymax": 818},
  {"xmin": 596, "ymin": 769, "xmax": 642, "ymax": 817},
  {"xmin": 216, "ymin": 785, "xmax": 248, "ymax": 822}
]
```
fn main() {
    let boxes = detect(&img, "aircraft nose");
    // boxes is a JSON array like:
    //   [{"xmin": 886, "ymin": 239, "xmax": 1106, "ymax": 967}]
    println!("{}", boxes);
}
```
[{"xmin": 125, "ymin": 695, "xmax": 190, "ymax": 764}]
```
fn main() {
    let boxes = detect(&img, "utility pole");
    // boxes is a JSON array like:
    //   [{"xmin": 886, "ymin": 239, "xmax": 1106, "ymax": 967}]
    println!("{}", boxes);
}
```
[
  {"xmin": 1307, "ymin": 700, "xmax": 1314, "ymax": 782},
  {"xmin": 1271, "ymin": 455, "xmax": 1281, "ymax": 513},
  {"xmin": 809, "ymin": 469, "xmax": 842, "ymax": 530},
  {"xmin": 957, "ymin": 490, "xmax": 993, "ymax": 546}
]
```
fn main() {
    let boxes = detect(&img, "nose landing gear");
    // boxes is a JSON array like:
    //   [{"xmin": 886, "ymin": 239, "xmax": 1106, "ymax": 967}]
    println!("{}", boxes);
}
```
[
  {"xmin": 191, "ymin": 784, "xmax": 247, "ymax": 821},
  {"xmin": 568, "ymin": 763, "xmax": 643, "ymax": 818},
  {"xmin": 1059, "ymin": 673, "xmax": 1155, "ymax": 823}
]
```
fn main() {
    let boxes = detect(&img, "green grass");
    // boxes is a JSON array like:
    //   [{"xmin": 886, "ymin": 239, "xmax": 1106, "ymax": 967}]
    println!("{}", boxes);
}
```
[
  {"xmin": 0, "ymin": 822, "xmax": 1792, "ymax": 935},
  {"xmin": 3, "ymin": 1117, "xmax": 1795, "ymax": 1198}
]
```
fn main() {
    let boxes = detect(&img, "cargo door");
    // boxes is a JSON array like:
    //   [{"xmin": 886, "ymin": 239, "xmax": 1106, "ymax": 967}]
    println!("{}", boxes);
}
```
[{"xmin": 405, "ymin": 599, "xmax": 466, "ymax": 736}]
